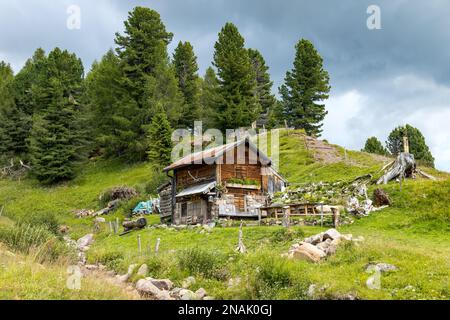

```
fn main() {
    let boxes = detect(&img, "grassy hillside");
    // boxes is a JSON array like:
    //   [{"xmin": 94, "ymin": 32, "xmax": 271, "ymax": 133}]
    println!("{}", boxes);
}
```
[{"xmin": 0, "ymin": 129, "xmax": 448, "ymax": 300}]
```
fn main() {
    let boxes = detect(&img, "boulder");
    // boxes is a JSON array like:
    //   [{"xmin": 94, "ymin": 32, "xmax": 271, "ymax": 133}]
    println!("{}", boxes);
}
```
[
  {"xmin": 77, "ymin": 234, "xmax": 94, "ymax": 250},
  {"xmin": 137, "ymin": 264, "xmax": 148, "ymax": 276},
  {"xmin": 290, "ymin": 243, "xmax": 326, "ymax": 262},
  {"xmin": 136, "ymin": 279, "xmax": 162, "ymax": 296},
  {"xmin": 148, "ymin": 278, "xmax": 173, "ymax": 291},
  {"xmin": 182, "ymin": 276, "xmax": 196, "ymax": 288},
  {"xmin": 156, "ymin": 290, "xmax": 173, "ymax": 300},
  {"xmin": 195, "ymin": 288, "xmax": 207, "ymax": 300},
  {"xmin": 316, "ymin": 239, "xmax": 332, "ymax": 252},
  {"xmin": 323, "ymin": 228, "xmax": 341, "ymax": 241},
  {"xmin": 304, "ymin": 232, "xmax": 324, "ymax": 245},
  {"xmin": 179, "ymin": 289, "xmax": 197, "ymax": 300},
  {"xmin": 373, "ymin": 188, "xmax": 391, "ymax": 207},
  {"xmin": 116, "ymin": 274, "xmax": 130, "ymax": 283}
]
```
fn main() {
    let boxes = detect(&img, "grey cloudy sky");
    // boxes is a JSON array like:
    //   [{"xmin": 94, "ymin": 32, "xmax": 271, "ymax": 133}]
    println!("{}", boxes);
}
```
[{"xmin": 1, "ymin": 0, "xmax": 449, "ymax": 170}]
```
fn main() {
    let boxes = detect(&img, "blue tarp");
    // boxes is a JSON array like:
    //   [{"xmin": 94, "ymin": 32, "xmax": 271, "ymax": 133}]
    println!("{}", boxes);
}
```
[{"xmin": 133, "ymin": 198, "xmax": 160, "ymax": 215}]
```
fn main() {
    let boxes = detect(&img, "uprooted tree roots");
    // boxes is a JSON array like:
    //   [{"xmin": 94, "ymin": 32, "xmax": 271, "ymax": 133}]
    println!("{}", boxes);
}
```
[
  {"xmin": 0, "ymin": 158, "xmax": 31, "ymax": 179},
  {"xmin": 377, "ymin": 152, "xmax": 436, "ymax": 185}
]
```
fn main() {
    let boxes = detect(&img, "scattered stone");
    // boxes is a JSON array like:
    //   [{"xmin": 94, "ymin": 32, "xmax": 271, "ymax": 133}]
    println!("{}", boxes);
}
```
[
  {"xmin": 323, "ymin": 228, "xmax": 341, "ymax": 241},
  {"xmin": 304, "ymin": 233, "xmax": 324, "ymax": 245},
  {"xmin": 137, "ymin": 264, "xmax": 148, "ymax": 276},
  {"xmin": 179, "ymin": 289, "xmax": 197, "ymax": 300},
  {"xmin": 84, "ymin": 264, "xmax": 98, "ymax": 271},
  {"xmin": 77, "ymin": 234, "xmax": 94, "ymax": 250},
  {"xmin": 148, "ymin": 278, "xmax": 173, "ymax": 291},
  {"xmin": 373, "ymin": 188, "xmax": 391, "ymax": 207},
  {"xmin": 182, "ymin": 276, "xmax": 196, "ymax": 288},
  {"xmin": 94, "ymin": 217, "xmax": 106, "ymax": 223},
  {"xmin": 195, "ymin": 288, "xmax": 207, "ymax": 300},
  {"xmin": 136, "ymin": 279, "xmax": 162, "ymax": 296},
  {"xmin": 366, "ymin": 263, "xmax": 398, "ymax": 273},
  {"xmin": 227, "ymin": 277, "xmax": 242, "ymax": 288},
  {"xmin": 290, "ymin": 243, "xmax": 326, "ymax": 262},
  {"xmin": 116, "ymin": 274, "xmax": 130, "ymax": 283}
]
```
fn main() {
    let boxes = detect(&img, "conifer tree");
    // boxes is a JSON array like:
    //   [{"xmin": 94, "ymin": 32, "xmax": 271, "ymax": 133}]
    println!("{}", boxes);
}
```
[
  {"xmin": 362, "ymin": 136, "xmax": 388, "ymax": 155},
  {"xmin": 279, "ymin": 39, "xmax": 330, "ymax": 136},
  {"xmin": 172, "ymin": 41, "xmax": 201, "ymax": 129},
  {"xmin": 200, "ymin": 67, "xmax": 220, "ymax": 128},
  {"xmin": 386, "ymin": 124, "xmax": 435, "ymax": 167},
  {"xmin": 147, "ymin": 104, "xmax": 173, "ymax": 166},
  {"xmin": 248, "ymin": 49, "xmax": 276, "ymax": 116},
  {"xmin": 213, "ymin": 22, "xmax": 260, "ymax": 131},
  {"xmin": 0, "ymin": 62, "xmax": 32, "ymax": 157},
  {"xmin": 29, "ymin": 48, "xmax": 85, "ymax": 184}
]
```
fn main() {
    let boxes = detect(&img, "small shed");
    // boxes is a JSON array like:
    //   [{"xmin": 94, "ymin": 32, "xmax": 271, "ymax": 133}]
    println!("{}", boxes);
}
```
[{"xmin": 158, "ymin": 138, "xmax": 287, "ymax": 225}]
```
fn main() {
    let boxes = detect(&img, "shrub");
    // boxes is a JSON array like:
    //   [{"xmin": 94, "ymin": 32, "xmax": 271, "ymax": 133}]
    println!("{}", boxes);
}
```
[
  {"xmin": 145, "ymin": 166, "xmax": 170, "ymax": 196},
  {"xmin": 177, "ymin": 247, "xmax": 228, "ymax": 280},
  {"xmin": 91, "ymin": 250, "xmax": 125, "ymax": 271}
]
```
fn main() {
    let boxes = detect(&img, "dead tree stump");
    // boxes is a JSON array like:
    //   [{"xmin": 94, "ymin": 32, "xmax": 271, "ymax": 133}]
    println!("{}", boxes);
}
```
[{"xmin": 373, "ymin": 189, "xmax": 391, "ymax": 207}]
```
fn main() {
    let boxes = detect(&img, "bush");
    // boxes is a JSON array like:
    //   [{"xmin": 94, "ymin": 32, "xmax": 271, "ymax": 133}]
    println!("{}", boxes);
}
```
[
  {"xmin": 145, "ymin": 166, "xmax": 170, "ymax": 196},
  {"xmin": 177, "ymin": 247, "xmax": 228, "ymax": 280},
  {"xmin": 91, "ymin": 250, "xmax": 125, "ymax": 271},
  {"xmin": 247, "ymin": 253, "xmax": 310, "ymax": 300}
]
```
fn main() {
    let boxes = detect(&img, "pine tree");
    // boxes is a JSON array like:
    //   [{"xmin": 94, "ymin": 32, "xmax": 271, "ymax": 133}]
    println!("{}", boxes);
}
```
[
  {"xmin": 386, "ymin": 124, "xmax": 435, "ymax": 167},
  {"xmin": 279, "ymin": 39, "xmax": 330, "ymax": 136},
  {"xmin": 362, "ymin": 137, "xmax": 387, "ymax": 155},
  {"xmin": 0, "ymin": 61, "xmax": 31, "ymax": 157},
  {"xmin": 115, "ymin": 6, "xmax": 173, "ymax": 105},
  {"xmin": 29, "ymin": 48, "xmax": 85, "ymax": 184},
  {"xmin": 172, "ymin": 41, "xmax": 201, "ymax": 129},
  {"xmin": 104, "ymin": 7, "xmax": 182, "ymax": 161},
  {"xmin": 213, "ymin": 22, "xmax": 260, "ymax": 131},
  {"xmin": 200, "ymin": 67, "xmax": 220, "ymax": 128},
  {"xmin": 147, "ymin": 104, "xmax": 173, "ymax": 166},
  {"xmin": 85, "ymin": 50, "xmax": 139, "ymax": 158},
  {"xmin": 248, "ymin": 49, "xmax": 276, "ymax": 118}
]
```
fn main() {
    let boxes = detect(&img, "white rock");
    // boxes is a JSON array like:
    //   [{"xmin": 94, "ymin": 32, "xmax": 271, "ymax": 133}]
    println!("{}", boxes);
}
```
[
  {"xmin": 323, "ymin": 229, "xmax": 341, "ymax": 241},
  {"xmin": 304, "ymin": 233, "xmax": 324, "ymax": 245},
  {"xmin": 179, "ymin": 289, "xmax": 197, "ymax": 300},
  {"xmin": 136, "ymin": 279, "xmax": 162, "ymax": 296},
  {"xmin": 203, "ymin": 296, "xmax": 215, "ymax": 300},
  {"xmin": 116, "ymin": 274, "xmax": 130, "ymax": 283},
  {"xmin": 137, "ymin": 264, "xmax": 148, "ymax": 276},
  {"xmin": 77, "ymin": 234, "xmax": 94, "ymax": 249},
  {"xmin": 94, "ymin": 217, "xmax": 106, "ymax": 223},
  {"xmin": 195, "ymin": 288, "xmax": 207, "ymax": 300},
  {"xmin": 182, "ymin": 276, "xmax": 196, "ymax": 288},
  {"xmin": 290, "ymin": 243, "xmax": 326, "ymax": 262}
]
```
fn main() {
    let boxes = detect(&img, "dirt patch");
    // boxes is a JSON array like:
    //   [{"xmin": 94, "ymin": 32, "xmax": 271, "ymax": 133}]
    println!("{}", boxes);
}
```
[{"xmin": 304, "ymin": 136, "xmax": 343, "ymax": 164}]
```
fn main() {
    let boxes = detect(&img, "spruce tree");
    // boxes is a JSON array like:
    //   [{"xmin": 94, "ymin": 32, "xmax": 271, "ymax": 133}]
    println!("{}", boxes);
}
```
[
  {"xmin": 279, "ymin": 39, "xmax": 330, "ymax": 136},
  {"xmin": 29, "ymin": 48, "xmax": 85, "ymax": 184},
  {"xmin": 172, "ymin": 41, "xmax": 201, "ymax": 129},
  {"xmin": 200, "ymin": 67, "xmax": 220, "ymax": 128},
  {"xmin": 386, "ymin": 124, "xmax": 435, "ymax": 167},
  {"xmin": 147, "ymin": 104, "xmax": 173, "ymax": 166},
  {"xmin": 115, "ymin": 6, "xmax": 173, "ymax": 104},
  {"xmin": 213, "ymin": 22, "xmax": 260, "ymax": 131},
  {"xmin": 362, "ymin": 137, "xmax": 388, "ymax": 155},
  {"xmin": 107, "ymin": 7, "xmax": 181, "ymax": 160},
  {"xmin": 248, "ymin": 49, "xmax": 276, "ymax": 117}
]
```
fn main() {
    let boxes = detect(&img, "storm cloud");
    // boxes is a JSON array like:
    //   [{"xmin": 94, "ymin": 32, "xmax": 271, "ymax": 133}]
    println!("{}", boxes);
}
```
[{"xmin": 1, "ymin": 0, "xmax": 449, "ymax": 170}]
